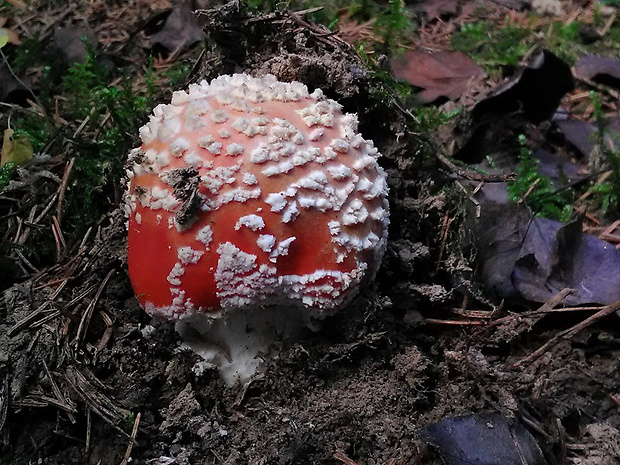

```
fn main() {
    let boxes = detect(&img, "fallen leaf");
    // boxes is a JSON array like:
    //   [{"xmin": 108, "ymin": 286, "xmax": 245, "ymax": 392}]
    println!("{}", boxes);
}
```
[
  {"xmin": 472, "ymin": 183, "xmax": 620, "ymax": 306},
  {"xmin": 513, "ymin": 218, "xmax": 620, "ymax": 305},
  {"xmin": 0, "ymin": 17, "xmax": 20, "ymax": 46},
  {"xmin": 391, "ymin": 50, "xmax": 485, "ymax": 103},
  {"xmin": 473, "ymin": 50, "xmax": 573, "ymax": 124},
  {"xmin": 556, "ymin": 119, "xmax": 596, "ymax": 158},
  {"xmin": 1, "ymin": 129, "xmax": 33, "ymax": 168},
  {"xmin": 418, "ymin": 0, "xmax": 459, "ymax": 20},
  {"xmin": 532, "ymin": 148, "xmax": 586, "ymax": 185},
  {"xmin": 52, "ymin": 24, "xmax": 98, "ymax": 65},
  {"xmin": 420, "ymin": 412, "xmax": 547, "ymax": 465},
  {"xmin": 556, "ymin": 116, "xmax": 620, "ymax": 160},
  {"xmin": 0, "ymin": 63, "xmax": 28, "ymax": 103},
  {"xmin": 574, "ymin": 55, "xmax": 620, "ymax": 86},
  {"xmin": 146, "ymin": 1, "xmax": 204, "ymax": 54}
]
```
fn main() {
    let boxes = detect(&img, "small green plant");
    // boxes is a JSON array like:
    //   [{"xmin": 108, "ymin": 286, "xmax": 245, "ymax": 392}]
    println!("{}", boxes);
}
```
[
  {"xmin": 57, "ymin": 53, "xmax": 162, "ymax": 232},
  {"xmin": 451, "ymin": 20, "xmax": 532, "ymax": 70},
  {"xmin": 508, "ymin": 134, "xmax": 573, "ymax": 221},
  {"xmin": 412, "ymin": 107, "xmax": 461, "ymax": 132},
  {"xmin": 588, "ymin": 91, "xmax": 620, "ymax": 215},
  {"xmin": 373, "ymin": 0, "xmax": 413, "ymax": 50}
]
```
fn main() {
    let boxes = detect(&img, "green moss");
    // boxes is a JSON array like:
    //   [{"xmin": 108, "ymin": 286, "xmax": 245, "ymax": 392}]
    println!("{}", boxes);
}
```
[
  {"xmin": 8, "ymin": 50, "xmax": 190, "ymax": 236},
  {"xmin": 451, "ymin": 20, "xmax": 532, "ymax": 71},
  {"xmin": 507, "ymin": 135, "xmax": 574, "ymax": 221},
  {"xmin": 589, "ymin": 91, "xmax": 620, "ymax": 215}
]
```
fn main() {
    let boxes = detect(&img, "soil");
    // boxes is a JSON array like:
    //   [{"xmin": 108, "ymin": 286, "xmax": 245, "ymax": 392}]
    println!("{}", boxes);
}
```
[{"xmin": 1, "ymin": 3, "xmax": 620, "ymax": 465}]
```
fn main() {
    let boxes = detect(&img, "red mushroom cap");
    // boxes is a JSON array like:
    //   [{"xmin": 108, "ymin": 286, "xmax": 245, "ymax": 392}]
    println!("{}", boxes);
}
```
[{"xmin": 125, "ymin": 73, "xmax": 389, "ymax": 320}]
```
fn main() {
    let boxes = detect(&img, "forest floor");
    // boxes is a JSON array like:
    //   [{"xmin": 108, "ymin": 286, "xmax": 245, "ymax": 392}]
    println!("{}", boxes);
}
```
[{"xmin": 1, "ymin": 1, "xmax": 620, "ymax": 464}]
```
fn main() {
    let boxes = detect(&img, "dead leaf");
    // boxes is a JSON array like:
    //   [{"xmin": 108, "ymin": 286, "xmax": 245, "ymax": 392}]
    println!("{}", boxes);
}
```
[
  {"xmin": 0, "ymin": 17, "xmax": 21, "ymax": 45},
  {"xmin": 532, "ymin": 148, "xmax": 586, "ymax": 185},
  {"xmin": 471, "ymin": 183, "xmax": 620, "ymax": 306},
  {"xmin": 391, "ymin": 50, "xmax": 485, "ymax": 103},
  {"xmin": 556, "ymin": 119, "xmax": 596, "ymax": 158},
  {"xmin": 513, "ymin": 218, "xmax": 620, "ymax": 305},
  {"xmin": 1, "ymin": 129, "xmax": 33, "ymax": 168},
  {"xmin": 556, "ymin": 116, "xmax": 620, "ymax": 160},
  {"xmin": 574, "ymin": 55, "xmax": 620, "ymax": 86},
  {"xmin": 420, "ymin": 413, "xmax": 547, "ymax": 465},
  {"xmin": 473, "ymin": 50, "xmax": 573, "ymax": 124},
  {"xmin": 53, "ymin": 25, "xmax": 98, "ymax": 65},
  {"xmin": 146, "ymin": 1, "xmax": 204, "ymax": 54},
  {"xmin": 0, "ymin": 63, "xmax": 25, "ymax": 103},
  {"xmin": 418, "ymin": 0, "xmax": 460, "ymax": 21}
]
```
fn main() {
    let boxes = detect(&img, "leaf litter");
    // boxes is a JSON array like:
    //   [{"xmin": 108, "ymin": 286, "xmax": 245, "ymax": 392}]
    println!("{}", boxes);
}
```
[
  {"xmin": 391, "ymin": 49, "xmax": 486, "ymax": 103},
  {"xmin": 0, "ymin": 1, "xmax": 619, "ymax": 464}
]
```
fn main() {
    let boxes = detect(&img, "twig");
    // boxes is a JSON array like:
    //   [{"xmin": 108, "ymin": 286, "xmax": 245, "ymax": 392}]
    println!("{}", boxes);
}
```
[
  {"xmin": 75, "ymin": 269, "xmax": 115, "ymax": 348},
  {"xmin": 513, "ymin": 299, "xmax": 620, "ymax": 367},
  {"xmin": 120, "ymin": 412, "xmax": 141, "ymax": 465},
  {"xmin": 437, "ymin": 153, "xmax": 515, "ymax": 182},
  {"xmin": 333, "ymin": 451, "xmax": 360, "ymax": 465},
  {"xmin": 426, "ymin": 318, "xmax": 485, "ymax": 326},
  {"xmin": 56, "ymin": 157, "xmax": 75, "ymax": 227},
  {"xmin": 8, "ymin": 301, "xmax": 52, "ymax": 337},
  {"xmin": 85, "ymin": 408, "xmax": 92, "ymax": 454},
  {"xmin": 0, "ymin": 375, "xmax": 9, "ymax": 437},
  {"xmin": 51, "ymin": 216, "xmax": 66, "ymax": 261},
  {"xmin": 486, "ymin": 288, "xmax": 574, "ymax": 329}
]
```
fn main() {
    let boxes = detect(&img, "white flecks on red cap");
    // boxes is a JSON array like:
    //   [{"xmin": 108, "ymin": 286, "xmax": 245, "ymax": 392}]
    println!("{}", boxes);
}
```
[{"xmin": 125, "ymin": 73, "xmax": 389, "ymax": 320}]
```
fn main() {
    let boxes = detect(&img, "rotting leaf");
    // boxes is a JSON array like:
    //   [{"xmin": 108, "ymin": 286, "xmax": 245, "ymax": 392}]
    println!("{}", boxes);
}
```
[
  {"xmin": 473, "ymin": 50, "xmax": 573, "ymax": 124},
  {"xmin": 391, "ymin": 50, "xmax": 485, "ymax": 103},
  {"xmin": 556, "ymin": 116, "xmax": 620, "ymax": 160},
  {"xmin": 146, "ymin": 1, "xmax": 204, "ymax": 54},
  {"xmin": 454, "ymin": 50, "xmax": 573, "ymax": 163},
  {"xmin": 555, "ymin": 119, "xmax": 596, "ymax": 159},
  {"xmin": 417, "ymin": 0, "xmax": 460, "ymax": 21},
  {"xmin": 0, "ymin": 16, "xmax": 20, "ymax": 46},
  {"xmin": 513, "ymin": 218, "xmax": 620, "ymax": 305},
  {"xmin": 471, "ymin": 184, "xmax": 620, "ymax": 306},
  {"xmin": 1, "ymin": 129, "xmax": 33, "ymax": 168},
  {"xmin": 52, "ymin": 24, "xmax": 98, "ymax": 65},
  {"xmin": 0, "ymin": 29, "xmax": 8, "ymax": 48},
  {"xmin": 573, "ymin": 55, "xmax": 620, "ymax": 86},
  {"xmin": 420, "ymin": 412, "xmax": 547, "ymax": 465}
]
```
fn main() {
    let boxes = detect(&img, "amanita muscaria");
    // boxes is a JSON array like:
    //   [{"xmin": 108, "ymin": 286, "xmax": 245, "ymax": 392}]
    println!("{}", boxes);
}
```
[{"xmin": 125, "ymin": 73, "xmax": 389, "ymax": 382}]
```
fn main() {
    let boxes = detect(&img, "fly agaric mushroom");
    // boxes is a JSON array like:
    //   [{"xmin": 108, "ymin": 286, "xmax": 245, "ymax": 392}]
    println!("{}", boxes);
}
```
[{"xmin": 125, "ymin": 73, "xmax": 389, "ymax": 383}]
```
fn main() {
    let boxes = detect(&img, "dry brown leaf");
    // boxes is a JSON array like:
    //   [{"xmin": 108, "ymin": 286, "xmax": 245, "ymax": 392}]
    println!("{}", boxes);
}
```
[
  {"xmin": 147, "ymin": 1, "xmax": 204, "ymax": 54},
  {"xmin": 5, "ymin": 0, "xmax": 26, "ymax": 9},
  {"xmin": 391, "ymin": 50, "xmax": 485, "ymax": 103},
  {"xmin": 419, "ymin": 0, "xmax": 460, "ymax": 21},
  {"xmin": 0, "ymin": 17, "xmax": 20, "ymax": 45},
  {"xmin": 574, "ymin": 55, "xmax": 620, "ymax": 84}
]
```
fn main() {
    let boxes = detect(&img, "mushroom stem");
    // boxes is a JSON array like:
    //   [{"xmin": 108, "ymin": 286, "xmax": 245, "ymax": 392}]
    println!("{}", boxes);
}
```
[{"xmin": 176, "ymin": 305, "xmax": 311, "ymax": 385}]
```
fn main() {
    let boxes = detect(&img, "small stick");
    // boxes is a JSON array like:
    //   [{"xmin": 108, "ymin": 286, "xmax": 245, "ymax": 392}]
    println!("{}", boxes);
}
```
[
  {"xmin": 56, "ymin": 157, "xmax": 75, "ymax": 227},
  {"xmin": 513, "ymin": 299, "xmax": 620, "ymax": 367},
  {"xmin": 75, "ymin": 269, "xmax": 115, "ymax": 348},
  {"xmin": 120, "ymin": 413, "xmax": 141, "ymax": 465}
]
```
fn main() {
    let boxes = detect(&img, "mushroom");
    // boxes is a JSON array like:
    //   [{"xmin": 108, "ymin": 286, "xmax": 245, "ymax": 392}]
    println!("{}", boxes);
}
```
[{"xmin": 125, "ymin": 73, "xmax": 389, "ymax": 383}]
